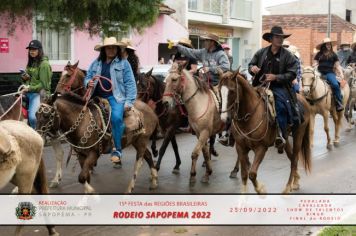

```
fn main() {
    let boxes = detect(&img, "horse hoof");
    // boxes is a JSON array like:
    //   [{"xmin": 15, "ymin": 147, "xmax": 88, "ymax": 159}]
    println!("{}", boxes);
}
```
[
  {"xmin": 327, "ymin": 144, "xmax": 333, "ymax": 150},
  {"xmin": 189, "ymin": 177, "xmax": 196, "ymax": 185},
  {"xmin": 172, "ymin": 168, "xmax": 180, "ymax": 174},
  {"xmin": 334, "ymin": 142, "xmax": 340, "ymax": 147},
  {"xmin": 49, "ymin": 181, "xmax": 59, "ymax": 188},
  {"xmin": 200, "ymin": 176, "xmax": 209, "ymax": 183},
  {"xmin": 282, "ymin": 186, "xmax": 292, "ymax": 194},
  {"xmin": 292, "ymin": 184, "xmax": 300, "ymax": 190},
  {"xmin": 229, "ymin": 172, "xmax": 238, "ymax": 178},
  {"xmin": 149, "ymin": 183, "xmax": 158, "ymax": 190},
  {"xmin": 256, "ymin": 184, "xmax": 266, "ymax": 194}
]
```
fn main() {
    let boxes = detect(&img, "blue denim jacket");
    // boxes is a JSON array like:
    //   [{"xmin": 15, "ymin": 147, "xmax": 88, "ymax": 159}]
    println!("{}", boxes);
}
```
[{"xmin": 84, "ymin": 57, "xmax": 137, "ymax": 107}]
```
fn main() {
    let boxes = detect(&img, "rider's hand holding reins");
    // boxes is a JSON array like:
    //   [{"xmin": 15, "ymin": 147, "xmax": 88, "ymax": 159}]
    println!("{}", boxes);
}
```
[
  {"xmin": 251, "ymin": 65, "xmax": 260, "ymax": 74},
  {"xmin": 88, "ymin": 80, "xmax": 95, "ymax": 88},
  {"xmin": 265, "ymin": 74, "xmax": 277, "ymax": 82}
]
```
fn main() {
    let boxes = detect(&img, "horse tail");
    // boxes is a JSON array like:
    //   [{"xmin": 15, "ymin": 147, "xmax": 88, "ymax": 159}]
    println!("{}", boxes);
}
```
[
  {"xmin": 33, "ymin": 158, "xmax": 49, "ymax": 194},
  {"xmin": 301, "ymin": 121, "xmax": 312, "ymax": 173}
]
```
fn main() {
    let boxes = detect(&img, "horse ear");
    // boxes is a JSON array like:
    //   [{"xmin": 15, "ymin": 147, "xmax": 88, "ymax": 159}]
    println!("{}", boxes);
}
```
[
  {"xmin": 72, "ymin": 60, "xmax": 79, "ymax": 69},
  {"xmin": 66, "ymin": 61, "xmax": 71, "ymax": 67},
  {"xmin": 146, "ymin": 67, "xmax": 153, "ymax": 77},
  {"xmin": 232, "ymin": 70, "xmax": 239, "ymax": 79},
  {"xmin": 237, "ymin": 65, "xmax": 241, "ymax": 73}
]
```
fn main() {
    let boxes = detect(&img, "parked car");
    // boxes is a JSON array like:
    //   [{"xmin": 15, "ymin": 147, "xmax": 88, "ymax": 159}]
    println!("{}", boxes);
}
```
[{"xmin": 140, "ymin": 64, "xmax": 172, "ymax": 81}]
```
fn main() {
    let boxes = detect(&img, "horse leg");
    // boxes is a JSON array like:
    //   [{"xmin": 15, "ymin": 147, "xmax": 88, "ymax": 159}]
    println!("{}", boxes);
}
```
[
  {"xmin": 49, "ymin": 138, "xmax": 64, "ymax": 188},
  {"xmin": 283, "ymin": 140, "xmax": 298, "ymax": 193},
  {"xmin": 150, "ymin": 126, "xmax": 158, "ymax": 158},
  {"xmin": 321, "ymin": 111, "xmax": 332, "ymax": 150},
  {"xmin": 143, "ymin": 148, "xmax": 158, "ymax": 190},
  {"xmin": 155, "ymin": 127, "xmax": 174, "ymax": 171},
  {"xmin": 249, "ymin": 146, "xmax": 268, "ymax": 194},
  {"xmin": 190, "ymin": 130, "xmax": 208, "ymax": 185},
  {"xmin": 78, "ymin": 151, "xmax": 97, "ymax": 193},
  {"xmin": 200, "ymin": 143, "xmax": 213, "ymax": 183},
  {"xmin": 171, "ymin": 134, "xmax": 182, "ymax": 174},
  {"xmin": 331, "ymin": 110, "xmax": 342, "ymax": 146},
  {"xmin": 237, "ymin": 146, "xmax": 250, "ymax": 193},
  {"xmin": 126, "ymin": 144, "xmax": 146, "ymax": 193},
  {"xmin": 230, "ymin": 154, "xmax": 240, "ymax": 178}
]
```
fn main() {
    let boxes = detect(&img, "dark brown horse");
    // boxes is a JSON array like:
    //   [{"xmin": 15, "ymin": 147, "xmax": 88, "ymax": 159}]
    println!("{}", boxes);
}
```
[
  {"xmin": 218, "ymin": 70, "xmax": 312, "ymax": 194},
  {"xmin": 137, "ymin": 69, "xmax": 186, "ymax": 173}
]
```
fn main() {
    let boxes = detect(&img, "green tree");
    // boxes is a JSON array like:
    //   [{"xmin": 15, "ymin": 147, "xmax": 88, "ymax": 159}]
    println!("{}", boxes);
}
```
[{"xmin": 0, "ymin": 0, "xmax": 162, "ymax": 35}]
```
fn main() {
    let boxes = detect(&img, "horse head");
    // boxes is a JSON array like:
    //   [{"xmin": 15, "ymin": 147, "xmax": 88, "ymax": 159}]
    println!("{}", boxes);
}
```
[
  {"xmin": 56, "ymin": 61, "xmax": 86, "ymax": 96},
  {"xmin": 162, "ymin": 62, "xmax": 185, "ymax": 109},
  {"xmin": 218, "ymin": 69, "xmax": 241, "ymax": 123},
  {"xmin": 301, "ymin": 66, "xmax": 317, "ymax": 96},
  {"xmin": 137, "ymin": 68, "xmax": 155, "ymax": 102}
]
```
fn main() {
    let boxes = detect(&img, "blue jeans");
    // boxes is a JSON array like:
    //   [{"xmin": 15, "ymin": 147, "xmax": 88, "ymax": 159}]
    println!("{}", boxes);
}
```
[
  {"xmin": 26, "ymin": 92, "xmax": 41, "ymax": 129},
  {"xmin": 325, "ymin": 73, "xmax": 343, "ymax": 104},
  {"xmin": 107, "ymin": 96, "xmax": 125, "ymax": 154}
]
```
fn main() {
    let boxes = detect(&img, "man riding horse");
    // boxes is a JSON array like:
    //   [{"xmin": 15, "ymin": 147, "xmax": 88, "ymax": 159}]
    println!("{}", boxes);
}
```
[
  {"xmin": 172, "ymin": 33, "xmax": 230, "ymax": 156},
  {"xmin": 249, "ymin": 26, "xmax": 301, "ymax": 153}
]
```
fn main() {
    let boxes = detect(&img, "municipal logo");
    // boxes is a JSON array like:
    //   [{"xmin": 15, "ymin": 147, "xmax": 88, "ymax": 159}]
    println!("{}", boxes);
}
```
[{"xmin": 15, "ymin": 202, "xmax": 36, "ymax": 220}]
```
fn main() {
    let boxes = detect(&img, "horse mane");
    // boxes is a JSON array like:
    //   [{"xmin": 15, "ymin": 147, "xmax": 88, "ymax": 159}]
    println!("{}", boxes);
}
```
[
  {"xmin": 182, "ymin": 69, "xmax": 210, "ymax": 93},
  {"xmin": 151, "ymin": 75, "xmax": 165, "ymax": 102},
  {"xmin": 57, "ymin": 92, "xmax": 86, "ymax": 106}
]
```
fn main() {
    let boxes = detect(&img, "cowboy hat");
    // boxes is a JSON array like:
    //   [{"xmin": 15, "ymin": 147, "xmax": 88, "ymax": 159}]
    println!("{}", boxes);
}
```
[
  {"xmin": 316, "ymin": 38, "xmax": 336, "ymax": 50},
  {"xmin": 340, "ymin": 41, "xmax": 351, "ymax": 47},
  {"xmin": 94, "ymin": 37, "xmax": 125, "ymax": 51},
  {"xmin": 221, "ymin": 43, "xmax": 230, "ymax": 50},
  {"xmin": 351, "ymin": 42, "xmax": 356, "ymax": 50},
  {"xmin": 200, "ymin": 33, "xmax": 221, "ymax": 45},
  {"xmin": 120, "ymin": 38, "xmax": 136, "ymax": 51},
  {"xmin": 287, "ymin": 45, "xmax": 300, "ymax": 59},
  {"xmin": 282, "ymin": 40, "xmax": 291, "ymax": 48},
  {"xmin": 262, "ymin": 26, "xmax": 291, "ymax": 42},
  {"xmin": 178, "ymin": 38, "xmax": 193, "ymax": 48}
]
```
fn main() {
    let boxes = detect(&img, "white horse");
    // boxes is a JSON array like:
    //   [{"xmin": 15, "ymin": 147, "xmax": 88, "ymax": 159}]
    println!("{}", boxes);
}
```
[
  {"xmin": 0, "ymin": 120, "xmax": 58, "ymax": 236},
  {"xmin": 301, "ymin": 66, "xmax": 350, "ymax": 149},
  {"xmin": 343, "ymin": 64, "xmax": 356, "ymax": 130}
]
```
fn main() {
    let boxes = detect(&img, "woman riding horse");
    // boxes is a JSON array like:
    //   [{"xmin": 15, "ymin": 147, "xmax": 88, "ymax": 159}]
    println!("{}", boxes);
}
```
[
  {"xmin": 85, "ymin": 37, "xmax": 137, "ymax": 168},
  {"xmin": 21, "ymin": 40, "xmax": 52, "ymax": 129}
]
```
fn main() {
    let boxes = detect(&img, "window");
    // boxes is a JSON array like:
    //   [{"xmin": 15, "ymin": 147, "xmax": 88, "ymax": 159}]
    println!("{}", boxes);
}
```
[
  {"xmin": 188, "ymin": 0, "xmax": 198, "ymax": 11},
  {"xmin": 188, "ymin": 0, "xmax": 222, "ymax": 15},
  {"xmin": 36, "ymin": 21, "xmax": 71, "ymax": 61},
  {"xmin": 346, "ymin": 9, "xmax": 351, "ymax": 22},
  {"xmin": 231, "ymin": 0, "xmax": 253, "ymax": 20}
]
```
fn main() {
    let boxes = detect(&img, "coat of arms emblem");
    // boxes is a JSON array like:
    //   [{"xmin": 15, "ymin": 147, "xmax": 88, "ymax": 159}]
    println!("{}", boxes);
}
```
[{"xmin": 15, "ymin": 202, "xmax": 36, "ymax": 220}]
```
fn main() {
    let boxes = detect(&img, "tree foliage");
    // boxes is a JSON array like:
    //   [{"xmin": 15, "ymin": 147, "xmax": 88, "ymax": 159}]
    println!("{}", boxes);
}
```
[{"xmin": 0, "ymin": 0, "xmax": 162, "ymax": 35}]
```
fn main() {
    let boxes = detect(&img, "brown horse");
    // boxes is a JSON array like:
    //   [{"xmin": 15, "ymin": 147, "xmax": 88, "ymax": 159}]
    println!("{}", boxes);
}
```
[
  {"xmin": 218, "ymin": 70, "xmax": 312, "ymax": 194},
  {"xmin": 137, "ymin": 69, "xmax": 185, "ymax": 173},
  {"xmin": 0, "ymin": 120, "xmax": 58, "ymax": 236},
  {"xmin": 37, "ymin": 90, "xmax": 159, "ymax": 193},
  {"xmin": 162, "ymin": 63, "xmax": 223, "ymax": 184}
]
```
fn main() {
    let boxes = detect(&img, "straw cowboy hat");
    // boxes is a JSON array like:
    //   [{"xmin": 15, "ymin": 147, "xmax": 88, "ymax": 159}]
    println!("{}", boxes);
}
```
[
  {"xmin": 200, "ymin": 33, "xmax": 221, "ymax": 45},
  {"xmin": 340, "ymin": 41, "xmax": 351, "ymax": 47},
  {"xmin": 120, "ymin": 38, "xmax": 136, "ymax": 51},
  {"xmin": 287, "ymin": 45, "xmax": 300, "ymax": 59},
  {"xmin": 262, "ymin": 26, "xmax": 291, "ymax": 42},
  {"xmin": 94, "ymin": 37, "xmax": 125, "ymax": 51},
  {"xmin": 282, "ymin": 40, "xmax": 291, "ymax": 48},
  {"xmin": 178, "ymin": 38, "xmax": 193, "ymax": 48},
  {"xmin": 316, "ymin": 38, "xmax": 336, "ymax": 50}
]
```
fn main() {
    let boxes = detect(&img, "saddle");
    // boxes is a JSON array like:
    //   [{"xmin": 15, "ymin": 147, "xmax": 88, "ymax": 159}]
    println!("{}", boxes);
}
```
[
  {"xmin": 256, "ymin": 88, "xmax": 276, "ymax": 123},
  {"xmin": 91, "ymin": 97, "xmax": 145, "ymax": 138}
]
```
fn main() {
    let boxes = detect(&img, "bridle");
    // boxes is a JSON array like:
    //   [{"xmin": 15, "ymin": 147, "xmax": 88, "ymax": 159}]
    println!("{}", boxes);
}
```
[
  {"xmin": 302, "ymin": 68, "xmax": 328, "ymax": 105},
  {"xmin": 137, "ymin": 74, "xmax": 152, "ymax": 102},
  {"xmin": 56, "ymin": 67, "xmax": 84, "ymax": 93}
]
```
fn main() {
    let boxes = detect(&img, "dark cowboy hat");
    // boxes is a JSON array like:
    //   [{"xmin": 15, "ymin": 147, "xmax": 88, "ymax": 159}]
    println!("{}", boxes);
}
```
[{"xmin": 262, "ymin": 26, "xmax": 291, "ymax": 42}]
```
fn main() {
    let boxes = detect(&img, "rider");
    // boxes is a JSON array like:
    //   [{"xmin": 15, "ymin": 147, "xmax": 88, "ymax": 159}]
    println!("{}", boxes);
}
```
[
  {"xmin": 248, "ymin": 26, "xmax": 299, "ymax": 153},
  {"xmin": 173, "ymin": 33, "xmax": 230, "ymax": 156},
  {"xmin": 174, "ymin": 38, "xmax": 198, "ymax": 75},
  {"xmin": 120, "ymin": 38, "xmax": 140, "ymax": 80},
  {"xmin": 85, "ymin": 37, "xmax": 137, "ymax": 168},
  {"xmin": 337, "ymin": 41, "xmax": 352, "ymax": 68},
  {"xmin": 346, "ymin": 42, "xmax": 356, "ymax": 65},
  {"xmin": 313, "ymin": 38, "xmax": 345, "ymax": 112},
  {"xmin": 286, "ymin": 45, "xmax": 302, "ymax": 93},
  {"xmin": 21, "ymin": 39, "xmax": 52, "ymax": 129},
  {"xmin": 221, "ymin": 43, "xmax": 233, "ymax": 71}
]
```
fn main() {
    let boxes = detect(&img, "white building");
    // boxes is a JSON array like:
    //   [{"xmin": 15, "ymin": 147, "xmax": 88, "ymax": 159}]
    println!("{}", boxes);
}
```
[
  {"xmin": 165, "ymin": 0, "xmax": 262, "ymax": 70},
  {"xmin": 266, "ymin": 0, "xmax": 356, "ymax": 24}
]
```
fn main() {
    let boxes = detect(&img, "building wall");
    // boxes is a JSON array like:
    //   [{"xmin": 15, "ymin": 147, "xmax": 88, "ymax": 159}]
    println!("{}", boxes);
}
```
[{"xmin": 266, "ymin": 0, "xmax": 356, "ymax": 24}]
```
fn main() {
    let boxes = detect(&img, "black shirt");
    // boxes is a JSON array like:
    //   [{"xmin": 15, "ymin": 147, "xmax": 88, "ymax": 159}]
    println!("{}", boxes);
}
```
[
  {"xmin": 94, "ymin": 60, "xmax": 113, "ymax": 98},
  {"xmin": 314, "ymin": 52, "xmax": 338, "ymax": 74},
  {"xmin": 260, "ymin": 47, "xmax": 281, "ymax": 88}
]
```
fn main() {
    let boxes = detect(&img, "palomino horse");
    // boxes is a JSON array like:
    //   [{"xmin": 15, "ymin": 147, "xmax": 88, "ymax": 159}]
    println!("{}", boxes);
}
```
[
  {"xmin": 137, "ymin": 69, "xmax": 185, "ymax": 173},
  {"xmin": 0, "ymin": 120, "xmax": 58, "ymax": 236},
  {"xmin": 301, "ymin": 66, "xmax": 350, "ymax": 149},
  {"xmin": 0, "ymin": 91, "xmax": 64, "ymax": 189},
  {"xmin": 37, "ymin": 91, "xmax": 159, "ymax": 193},
  {"xmin": 343, "ymin": 64, "xmax": 356, "ymax": 130},
  {"xmin": 218, "ymin": 70, "xmax": 312, "ymax": 194},
  {"xmin": 162, "ymin": 63, "xmax": 223, "ymax": 184}
]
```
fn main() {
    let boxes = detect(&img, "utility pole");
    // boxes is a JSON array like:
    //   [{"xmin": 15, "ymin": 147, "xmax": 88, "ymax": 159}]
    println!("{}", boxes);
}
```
[{"xmin": 327, "ymin": 0, "xmax": 331, "ymax": 37}]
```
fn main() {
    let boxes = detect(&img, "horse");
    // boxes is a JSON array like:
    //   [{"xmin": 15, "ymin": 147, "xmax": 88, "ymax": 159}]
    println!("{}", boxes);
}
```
[
  {"xmin": 343, "ymin": 64, "xmax": 356, "ymax": 130},
  {"xmin": 162, "ymin": 62, "xmax": 223, "ymax": 184},
  {"xmin": 301, "ymin": 66, "xmax": 350, "ymax": 149},
  {"xmin": 218, "ymin": 69, "xmax": 312, "ymax": 194},
  {"xmin": 0, "ymin": 90, "xmax": 64, "ymax": 189},
  {"xmin": 0, "ymin": 120, "xmax": 58, "ymax": 236},
  {"xmin": 137, "ymin": 69, "xmax": 185, "ymax": 173},
  {"xmin": 37, "ymin": 89, "xmax": 159, "ymax": 193}
]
